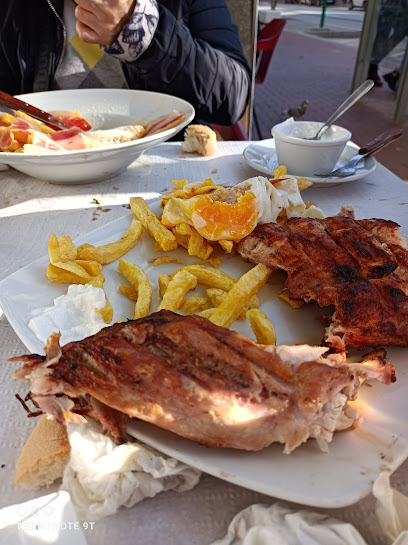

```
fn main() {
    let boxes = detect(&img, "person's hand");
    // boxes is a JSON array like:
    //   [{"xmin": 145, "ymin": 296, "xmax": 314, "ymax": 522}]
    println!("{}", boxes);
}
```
[{"xmin": 75, "ymin": 0, "xmax": 137, "ymax": 46}]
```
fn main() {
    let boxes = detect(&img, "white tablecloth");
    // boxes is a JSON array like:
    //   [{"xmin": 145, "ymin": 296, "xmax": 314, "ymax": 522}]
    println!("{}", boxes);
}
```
[{"xmin": 1, "ymin": 141, "xmax": 408, "ymax": 545}]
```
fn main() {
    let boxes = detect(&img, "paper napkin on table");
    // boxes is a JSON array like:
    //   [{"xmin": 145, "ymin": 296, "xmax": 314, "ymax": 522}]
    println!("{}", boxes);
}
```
[
  {"xmin": 210, "ymin": 473, "xmax": 408, "ymax": 545},
  {"xmin": 0, "ymin": 490, "xmax": 87, "ymax": 545},
  {"xmin": 373, "ymin": 472, "xmax": 408, "ymax": 545},
  {"xmin": 210, "ymin": 502, "xmax": 368, "ymax": 545},
  {"xmin": 61, "ymin": 420, "xmax": 201, "ymax": 521}
]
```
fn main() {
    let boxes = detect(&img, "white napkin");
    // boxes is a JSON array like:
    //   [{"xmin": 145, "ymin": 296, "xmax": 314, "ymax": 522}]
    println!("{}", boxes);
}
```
[
  {"xmin": 373, "ymin": 472, "xmax": 408, "ymax": 545},
  {"xmin": 61, "ymin": 420, "xmax": 201, "ymax": 521},
  {"xmin": 210, "ymin": 473, "xmax": 408, "ymax": 545},
  {"xmin": 210, "ymin": 502, "xmax": 368, "ymax": 545},
  {"xmin": 0, "ymin": 491, "xmax": 87, "ymax": 545}
]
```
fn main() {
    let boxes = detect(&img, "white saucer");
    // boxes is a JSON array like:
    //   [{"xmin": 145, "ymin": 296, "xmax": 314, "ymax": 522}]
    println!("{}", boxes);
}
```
[{"xmin": 243, "ymin": 139, "xmax": 377, "ymax": 186}]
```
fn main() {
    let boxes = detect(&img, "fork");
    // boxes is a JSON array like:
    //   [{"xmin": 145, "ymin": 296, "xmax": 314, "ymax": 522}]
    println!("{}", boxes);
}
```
[{"xmin": 314, "ymin": 127, "xmax": 403, "ymax": 178}]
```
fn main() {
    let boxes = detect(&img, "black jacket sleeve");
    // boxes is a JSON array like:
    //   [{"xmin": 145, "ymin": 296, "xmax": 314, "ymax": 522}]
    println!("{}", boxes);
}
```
[{"xmin": 122, "ymin": 0, "xmax": 252, "ymax": 125}]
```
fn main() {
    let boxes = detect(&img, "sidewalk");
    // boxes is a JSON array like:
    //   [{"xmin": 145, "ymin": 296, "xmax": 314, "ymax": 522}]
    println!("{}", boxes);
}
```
[{"xmin": 253, "ymin": 8, "xmax": 408, "ymax": 181}]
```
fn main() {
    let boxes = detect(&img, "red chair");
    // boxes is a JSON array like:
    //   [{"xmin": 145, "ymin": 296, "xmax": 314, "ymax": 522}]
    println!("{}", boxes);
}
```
[
  {"xmin": 252, "ymin": 18, "xmax": 286, "ymax": 138},
  {"xmin": 256, "ymin": 18, "xmax": 287, "ymax": 86},
  {"xmin": 213, "ymin": 18, "xmax": 286, "ymax": 141}
]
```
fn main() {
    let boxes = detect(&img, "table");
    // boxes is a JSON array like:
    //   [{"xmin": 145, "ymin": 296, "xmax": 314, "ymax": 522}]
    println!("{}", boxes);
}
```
[{"xmin": 1, "ymin": 141, "xmax": 408, "ymax": 544}]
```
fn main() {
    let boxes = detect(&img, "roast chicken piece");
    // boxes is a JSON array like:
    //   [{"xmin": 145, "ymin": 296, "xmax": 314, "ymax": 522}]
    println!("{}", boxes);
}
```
[
  {"xmin": 11, "ymin": 311, "xmax": 394, "ymax": 454},
  {"xmin": 237, "ymin": 216, "xmax": 408, "ymax": 352}
]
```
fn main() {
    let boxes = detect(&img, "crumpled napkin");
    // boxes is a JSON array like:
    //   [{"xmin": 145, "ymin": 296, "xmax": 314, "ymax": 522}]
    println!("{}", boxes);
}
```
[
  {"xmin": 210, "ymin": 503, "xmax": 368, "ymax": 545},
  {"xmin": 374, "ymin": 472, "xmax": 408, "ymax": 545},
  {"xmin": 210, "ymin": 473, "xmax": 408, "ymax": 545},
  {"xmin": 61, "ymin": 420, "xmax": 201, "ymax": 521}
]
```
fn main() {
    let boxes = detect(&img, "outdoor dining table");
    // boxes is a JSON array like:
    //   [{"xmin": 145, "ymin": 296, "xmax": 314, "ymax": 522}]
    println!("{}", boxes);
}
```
[{"xmin": 0, "ymin": 140, "xmax": 408, "ymax": 545}]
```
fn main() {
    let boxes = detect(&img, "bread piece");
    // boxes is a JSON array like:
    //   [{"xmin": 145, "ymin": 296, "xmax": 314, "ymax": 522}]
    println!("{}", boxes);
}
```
[
  {"xmin": 182, "ymin": 124, "xmax": 217, "ymax": 156},
  {"xmin": 14, "ymin": 415, "xmax": 70, "ymax": 490}
]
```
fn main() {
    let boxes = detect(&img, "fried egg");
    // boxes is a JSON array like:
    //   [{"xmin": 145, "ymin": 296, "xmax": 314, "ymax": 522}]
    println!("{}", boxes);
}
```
[{"xmin": 161, "ymin": 176, "xmax": 324, "ymax": 242}]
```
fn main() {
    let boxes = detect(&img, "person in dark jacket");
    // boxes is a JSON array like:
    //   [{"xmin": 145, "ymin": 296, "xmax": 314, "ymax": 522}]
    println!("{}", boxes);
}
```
[
  {"xmin": 0, "ymin": 0, "xmax": 251, "ymax": 126},
  {"xmin": 368, "ymin": 0, "xmax": 408, "ymax": 91}
]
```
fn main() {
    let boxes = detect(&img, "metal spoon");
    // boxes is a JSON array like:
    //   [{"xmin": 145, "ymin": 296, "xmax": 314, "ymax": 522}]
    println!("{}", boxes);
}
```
[
  {"xmin": 306, "ymin": 79, "xmax": 374, "ymax": 140},
  {"xmin": 314, "ymin": 127, "xmax": 403, "ymax": 178}
]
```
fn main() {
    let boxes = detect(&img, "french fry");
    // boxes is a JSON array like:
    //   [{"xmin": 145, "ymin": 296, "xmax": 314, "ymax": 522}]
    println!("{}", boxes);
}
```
[
  {"xmin": 209, "ymin": 256, "xmax": 222, "ymax": 268},
  {"xmin": 246, "ymin": 308, "xmax": 277, "ymax": 345},
  {"xmin": 119, "ymin": 285, "xmax": 138, "ymax": 300},
  {"xmin": 180, "ymin": 296, "xmax": 209, "ymax": 315},
  {"xmin": 296, "ymin": 177, "xmax": 313, "ymax": 191},
  {"xmin": 118, "ymin": 258, "xmax": 152, "ymax": 319},
  {"xmin": 176, "ymin": 265, "xmax": 260, "ymax": 308},
  {"xmin": 198, "ymin": 308, "xmax": 216, "ymax": 319},
  {"xmin": 86, "ymin": 274, "xmax": 105, "ymax": 288},
  {"xmin": 218, "ymin": 239, "xmax": 234, "ymax": 254},
  {"xmin": 187, "ymin": 229, "xmax": 213, "ymax": 260},
  {"xmin": 53, "ymin": 261, "xmax": 95, "ymax": 279},
  {"xmin": 48, "ymin": 233, "xmax": 76, "ymax": 263},
  {"xmin": 0, "ymin": 112, "xmax": 15, "ymax": 126},
  {"xmin": 171, "ymin": 178, "xmax": 189, "ymax": 188},
  {"xmin": 76, "ymin": 243, "xmax": 94, "ymax": 258},
  {"xmin": 157, "ymin": 270, "xmax": 197, "ymax": 312},
  {"xmin": 57, "ymin": 236, "xmax": 77, "ymax": 261},
  {"xmin": 172, "ymin": 230, "xmax": 190, "ymax": 250},
  {"xmin": 158, "ymin": 273, "xmax": 171, "ymax": 298},
  {"xmin": 79, "ymin": 218, "xmax": 143, "ymax": 264},
  {"xmin": 130, "ymin": 197, "xmax": 177, "ymax": 252},
  {"xmin": 279, "ymin": 288, "xmax": 304, "ymax": 308},
  {"xmin": 97, "ymin": 296, "xmax": 113, "ymax": 323},
  {"xmin": 15, "ymin": 110, "xmax": 55, "ymax": 134},
  {"xmin": 72, "ymin": 260, "xmax": 103, "ymax": 276},
  {"xmin": 48, "ymin": 233, "xmax": 60, "ymax": 263},
  {"xmin": 199, "ymin": 256, "xmax": 222, "ymax": 268},
  {"xmin": 46, "ymin": 263, "xmax": 100, "ymax": 285},
  {"xmin": 148, "ymin": 256, "xmax": 183, "ymax": 267},
  {"xmin": 160, "ymin": 179, "xmax": 217, "ymax": 201},
  {"xmin": 206, "ymin": 288, "xmax": 228, "ymax": 309},
  {"xmin": 173, "ymin": 223, "xmax": 192, "ymax": 236},
  {"xmin": 177, "ymin": 264, "xmax": 236, "ymax": 290},
  {"xmin": 273, "ymin": 165, "xmax": 287, "ymax": 179},
  {"xmin": 173, "ymin": 224, "xmax": 214, "ymax": 260},
  {"xmin": 209, "ymin": 264, "xmax": 272, "ymax": 328},
  {"xmin": 206, "ymin": 288, "xmax": 258, "ymax": 319}
]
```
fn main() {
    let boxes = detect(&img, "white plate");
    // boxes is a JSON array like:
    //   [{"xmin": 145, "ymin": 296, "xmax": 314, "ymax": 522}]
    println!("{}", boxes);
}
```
[
  {"xmin": 243, "ymin": 139, "xmax": 377, "ymax": 186},
  {"xmin": 0, "ymin": 89, "xmax": 194, "ymax": 184},
  {"xmin": 0, "ymin": 208, "xmax": 407, "ymax": 508}
]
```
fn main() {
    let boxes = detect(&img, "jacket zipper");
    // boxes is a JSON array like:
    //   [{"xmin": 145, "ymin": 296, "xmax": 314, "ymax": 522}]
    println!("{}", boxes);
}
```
[{"xmin": 44, "ymin": 0, "xmax": 67, "ymax": 77}]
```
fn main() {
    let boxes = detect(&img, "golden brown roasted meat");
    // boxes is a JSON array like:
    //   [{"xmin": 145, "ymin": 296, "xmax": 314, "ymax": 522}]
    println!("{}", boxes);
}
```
[
  {"xmin": 10, "ymin": 311, "xmax": 394, "ymax": 453},
  {"xmin": 237, "ymin": 216, "xmax": 408, "ymax": 352}
]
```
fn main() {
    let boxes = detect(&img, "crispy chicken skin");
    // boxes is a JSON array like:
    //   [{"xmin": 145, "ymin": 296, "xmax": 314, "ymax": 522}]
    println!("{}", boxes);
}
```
[
  {"xmin": 238, "ymin": 216, "xmax": 408, "ymax": 351},
  {"xmin": 10, "ymin": 311, "xmax": 394, "ymax": 453}
]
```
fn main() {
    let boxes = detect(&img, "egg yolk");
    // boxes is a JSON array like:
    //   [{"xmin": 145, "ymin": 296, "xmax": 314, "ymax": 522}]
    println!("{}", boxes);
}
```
[{"xmin": 190, "ymin": 192, "xmax": 258, "ymax": 241}]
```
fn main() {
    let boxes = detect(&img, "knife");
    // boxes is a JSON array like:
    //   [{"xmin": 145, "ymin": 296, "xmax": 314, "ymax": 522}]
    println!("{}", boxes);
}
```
[{"xmin": 0, "ymin": 90, "xmax": 69, "ymax": 131}]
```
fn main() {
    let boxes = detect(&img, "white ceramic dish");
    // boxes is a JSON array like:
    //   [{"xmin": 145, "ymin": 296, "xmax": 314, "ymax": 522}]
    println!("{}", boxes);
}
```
[
  {"xmin": 243, "ymin": 139, "xmax": 377, "ymax": 186},
  {"xmin": 0, "ymin": 89, "xmax": 194, "ymax": 184},
  {"xmin": 0, "ymin": 206, "xmax": 407, "ymax": 508},
  {"xmin": 271, "ymin": 120, "xmax": 351, "ymax": 177}
]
